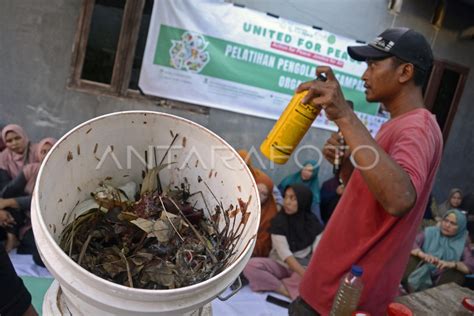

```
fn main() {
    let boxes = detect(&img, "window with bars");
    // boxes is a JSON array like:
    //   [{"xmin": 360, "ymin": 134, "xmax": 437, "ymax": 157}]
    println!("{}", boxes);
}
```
[{"xmin": 69, "ymin": 0, "xmax": 208, "ymax": 114}]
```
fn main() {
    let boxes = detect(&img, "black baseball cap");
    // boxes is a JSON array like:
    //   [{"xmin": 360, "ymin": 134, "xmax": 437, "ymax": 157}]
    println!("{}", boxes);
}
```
[{"xmin": 348, "ymin": 27, "xmax": 433, "ymax": 71}]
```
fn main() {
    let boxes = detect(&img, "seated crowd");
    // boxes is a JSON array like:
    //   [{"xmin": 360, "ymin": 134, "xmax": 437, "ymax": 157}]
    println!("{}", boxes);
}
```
[
  {"xmin": 1, "ymin": 128, "xmax": 473, "ymax": 301},
  {"xmin": 0, "ymin": 124, "xmax": 56, "ymax": 266},
  {"xmin": 237, "ymin": 149, "xmax": 474, "ymax": 300}
]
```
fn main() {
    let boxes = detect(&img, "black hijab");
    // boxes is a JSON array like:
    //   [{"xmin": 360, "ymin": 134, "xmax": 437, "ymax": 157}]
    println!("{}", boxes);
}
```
[{"xmin": 269, "ymin": 184, "xmax": 323, "ymax": 252}]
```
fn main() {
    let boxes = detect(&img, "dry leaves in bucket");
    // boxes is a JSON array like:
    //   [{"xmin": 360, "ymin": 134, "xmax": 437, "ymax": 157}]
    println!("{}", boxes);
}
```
[{"xmin": 59, "ymin": 139, "xmax": 252, "ymax": 290}]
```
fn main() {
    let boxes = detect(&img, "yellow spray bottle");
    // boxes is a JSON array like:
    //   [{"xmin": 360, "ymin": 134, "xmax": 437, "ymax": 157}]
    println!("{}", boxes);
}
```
[{"xmin": 260, "ymin": 75, "xmax": 326, "ymax": 164}]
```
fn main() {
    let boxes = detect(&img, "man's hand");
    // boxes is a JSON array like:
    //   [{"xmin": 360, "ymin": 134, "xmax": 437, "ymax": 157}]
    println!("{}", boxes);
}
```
[
  {"xmin": 297, "ymin": 66, "xmax": 352, "ymax": 123},
  {"xmin": 336, "ymin": 184, "xmax": 345, "ymax": 195},
  {"xmin": 323, "ymin": 132, "xmax": 350, "ymax": 165},
  {"xmin": 0, "ymin": 210, "xmax": 15, "ymax": 228}
]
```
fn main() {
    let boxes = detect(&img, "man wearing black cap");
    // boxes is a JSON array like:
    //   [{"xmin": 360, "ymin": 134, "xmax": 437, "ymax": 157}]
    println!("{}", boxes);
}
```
[{"xmin": 290, "ymin": 28, "xmax": 443, "ymax": 315}]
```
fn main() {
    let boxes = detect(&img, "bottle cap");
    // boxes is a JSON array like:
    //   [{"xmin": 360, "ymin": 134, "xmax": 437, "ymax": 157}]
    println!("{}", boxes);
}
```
[
  {"xmin": 462, "ymin": 297, "xmax": 474, "ymax": 312},
  {"xmin": 351, "ymin": 265, "xmax": 363, "ymax": 277},
  {"xmin": 386, "ymin": 303, "xmax": 413, "ymax": 316}
]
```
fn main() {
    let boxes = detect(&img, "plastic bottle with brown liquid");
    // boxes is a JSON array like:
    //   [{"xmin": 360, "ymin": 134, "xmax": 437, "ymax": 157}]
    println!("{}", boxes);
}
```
[
  {"xmin": 330, "ymin": 265, "xmax": 364, "ymax": 316},
  {"xmin": 260, "ymin": 76, "xmax": 326, "ymax": 164}
]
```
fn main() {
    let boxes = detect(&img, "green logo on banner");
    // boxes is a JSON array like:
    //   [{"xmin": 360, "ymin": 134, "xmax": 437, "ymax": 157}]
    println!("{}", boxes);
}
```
[
  {"xmin": 327, "ymin": 35, "xmax": 336, "ymax": 45},
  {"xmin": 169, "ymin": 31, "xmax": 210, "ymax": 73}
]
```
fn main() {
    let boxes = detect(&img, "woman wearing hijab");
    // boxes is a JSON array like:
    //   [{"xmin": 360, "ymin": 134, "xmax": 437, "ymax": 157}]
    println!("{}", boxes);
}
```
[
  {"xmin": 243, "ymin": 184, "xmax": 323, "ymax": 299},
  {"xmin": 254, "ymin": 180, "xmax": 279, "ymax": 258},
  {"xmin": 433, "ymin": 188, "xmax": 463, "ymax": 222},
  {"xmin": 0, "ymin": 125, "xmax": 5, "ymax": 152},
  {"xmin": 402, "ymin": 209, "xmax": 474, "ymax": 292},
  {"xmin": 0, "ymin": 125, "xmax": 38, "ymax": 190},
  {"xmin": 319, "ymin": 175, "xmax": 345, "ymax": 224},
  {"xmin": 237, "ymin": 150, "xmax": 278, "ymax": 257},
  {"xmin": 0, "ymin": 138, "xmax": 55, "ymax": 254},
  {"xmin": 2, "ymin": 137, "xmax": 56, "ymax": 197},
  {"xmin": 278, "ymin": 160, "xmax": 322, "ymax": 224}
]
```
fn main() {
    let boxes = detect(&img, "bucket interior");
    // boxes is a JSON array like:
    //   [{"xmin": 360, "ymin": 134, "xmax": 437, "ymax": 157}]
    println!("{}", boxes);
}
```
[{"xmin": 34, "ymin": 111, "xmax": 260, "ymax": 290}]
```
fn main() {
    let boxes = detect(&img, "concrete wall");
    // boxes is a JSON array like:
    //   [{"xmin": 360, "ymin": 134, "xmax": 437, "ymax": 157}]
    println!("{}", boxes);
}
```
[{"xmin": 1, "ymin": 0, "xmax": 473, "ymax": 202}]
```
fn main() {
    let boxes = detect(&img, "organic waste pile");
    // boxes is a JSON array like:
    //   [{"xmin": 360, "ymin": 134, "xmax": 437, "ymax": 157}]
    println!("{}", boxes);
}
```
[{"xmin": 59, "ymin": 143, "xmax": 251, "ymax": 290}]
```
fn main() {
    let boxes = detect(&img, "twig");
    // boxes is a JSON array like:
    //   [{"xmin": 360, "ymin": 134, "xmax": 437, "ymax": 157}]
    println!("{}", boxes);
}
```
[
  {"xmin": 153, "ymin": 146, "xmax": 162, "ymax": 194},
  {"xmin": 203, "ymin": 181, "xmax": 224, "ymax": 211},
  {"xmin": 132, "ymin": 231, "xmax": 148, "ymax": 255},
  {"xmin": 68, "ymin": 218, "xmax": 76, "ymax": 257},
  {"xmin": 93, "ymin": 253, "xmax": 140, "ymax": 268},
  {"xmin": 228, "ymin": 210, "xmax": 238, "ymax": 244},
  {"xmin": 168, "ymin": 197, "xmax": 217, "ymax": 263},
  {"xmin": 158, "ymin": 196, "xmax": 184, "ymax": 242},
  {"xmin": 225, "ymin": 234, "xmax": 256, "ymax": 268},
  {"xmin": 159, "ymin": 133, "xmax": 179, "ymax": 166},
  {"xmin": 119, "ymin": 250, "xmax": 134, "ymax": 288},
  {"xmin": 189, "ymin": 190, "xmax": 218, "ymax": 232},
  {"xmin": 78, "ymin": 234, "xmax": 92, "ymax": 265},
  {"xmin": 203, "ymin": 181, "xmax": 229, "ymax": 237}
]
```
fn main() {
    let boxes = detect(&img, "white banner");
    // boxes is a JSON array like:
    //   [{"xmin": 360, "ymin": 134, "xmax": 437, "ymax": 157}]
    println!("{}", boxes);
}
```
[{"xmin": 139, "ymin": 0, "xmax": 387, "ymax": 135}]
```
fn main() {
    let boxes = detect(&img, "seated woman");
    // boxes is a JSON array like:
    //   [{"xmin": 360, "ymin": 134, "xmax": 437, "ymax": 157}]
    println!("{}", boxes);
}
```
[
  {"xmin": 272, "ymin": 185, "xmax": 284, "ymax": 212},
  {"xmin": 402, "ymin": 209, "xmax": 473, "ymax": 293},
  {"xmin": 0, "ymin": 138, "xmax": 56, "ymax": 253},
  {"xmin": 278, "ymin": 160, "xmax": 321, "ymax": 224},
  {"xmin": 243, "ymin": 184, "xmax": 323, "ymax": 299},
  {"xmin": 461, "ymin": 192, "xmax": 474, "ymax": 242},
  {"xmin": 0, "ymin": 126, "xmax": 4, "ymax": 152},
  {"xmin": 237, "ymin": 150, "xmax": 278, "ymax": 257},
  {"xmin": 434, "ymin": 188, "xmax": 463, "ymax": 222},
  {"xmin": 319, "ymin": 175, "xmax": 345, "ymax": 224},
  {"xmin": 0, "ymin": 125, "xmax": 38, "ymax": 190}
]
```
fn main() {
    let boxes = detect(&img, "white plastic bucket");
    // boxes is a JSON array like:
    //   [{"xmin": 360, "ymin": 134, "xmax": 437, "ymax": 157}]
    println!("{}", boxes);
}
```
[{"xmin": 31, "ymin": 111, "xmax": 260, "ymax": 315}]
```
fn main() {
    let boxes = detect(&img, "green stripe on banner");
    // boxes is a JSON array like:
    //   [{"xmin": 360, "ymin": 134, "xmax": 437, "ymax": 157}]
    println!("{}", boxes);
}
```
[{"xmin": 153, "ymin": 25, "xmax": 378, "ymax": 115}]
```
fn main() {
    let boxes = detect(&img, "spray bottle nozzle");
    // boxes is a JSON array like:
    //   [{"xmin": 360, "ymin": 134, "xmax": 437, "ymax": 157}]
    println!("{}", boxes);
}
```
[{"xmin": 316, "ymin": 74, "xmax": 327, "ymax": 82}]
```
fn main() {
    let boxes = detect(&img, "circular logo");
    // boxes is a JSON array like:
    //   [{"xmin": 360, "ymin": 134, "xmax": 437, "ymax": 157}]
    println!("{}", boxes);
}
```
[{"xmin": 327, "ymin": 35, "xmax": 336, "ymax": 45}]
